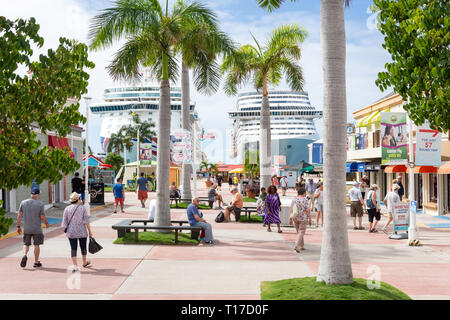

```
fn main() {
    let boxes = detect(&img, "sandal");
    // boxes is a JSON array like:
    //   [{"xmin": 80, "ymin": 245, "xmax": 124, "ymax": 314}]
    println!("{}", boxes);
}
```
[
  {"xmin": 278, "ymin": 230, "xmax": 283, "ymax": 233},
  {"xmin": 267, "ymin": 229, "xmax": 272, "ymax": 232},
  {"xmin": 372, "ymin": 229, "xmax": 378, "ymax": 233},
  {"xmin": 33, "ymin": 261, "xmax": 42, "ymax": 268},
  {"xmin": 83, "ymin": 261, "xmax": 91, "ymax": 268},
  {"xmin": 353, "ymin": 227, "xmax": 358, "ymax": 230}
]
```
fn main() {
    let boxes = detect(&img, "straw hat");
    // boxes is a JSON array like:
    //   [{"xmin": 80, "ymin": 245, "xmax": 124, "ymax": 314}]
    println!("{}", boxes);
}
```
[{"xmin": 70, "ymin": 192, "xmax": 81, "ymax": 203}]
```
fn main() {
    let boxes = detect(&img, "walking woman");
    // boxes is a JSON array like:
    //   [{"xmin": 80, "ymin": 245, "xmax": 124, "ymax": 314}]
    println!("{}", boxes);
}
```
[
  {"xmin": 292, "ymin": 187, "xmax": 312, "ymax": 252},
  {"xmin": 61, "ymin": 192, "xmax": 93, "ymax": 272},
  {"xmin": 264, "ymin": 185, "xmax": 282, "ymax": 233}
]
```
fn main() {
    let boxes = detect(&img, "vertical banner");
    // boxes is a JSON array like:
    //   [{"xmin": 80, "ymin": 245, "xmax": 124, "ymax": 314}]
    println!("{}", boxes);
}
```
[
  {"xmin": 381, "ymin": 112, "xmax": 408, "ymax": 165},
  {"xmin": 415, "ymin": 120, "xmax": 442, "ymax": 166},
  {"xmin": 393, "ymin": 202, "xmax": 410, "ymax": 232},
  {"xmin": 139, "ymin": 143, "xmax": 154, "ymax": 166}
]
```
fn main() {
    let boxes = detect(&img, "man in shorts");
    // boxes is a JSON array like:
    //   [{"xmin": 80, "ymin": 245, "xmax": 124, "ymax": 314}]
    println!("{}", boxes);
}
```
[
  {"xmin": 280, "ymin": 176, "xmax": 289, "ymax": 196},
  {"xmin": 208, "ymin": 184, "xmax": 224, "ymax": 209},
  {"xmin": 348, "ymin": 181, "xmax": 366, "ymax": 230},
  {"xmin": 16, "ymin": 189, "xmax": 49, "ymax": 268},
  {"xmin": 224, "ymin": 188, "xmax": 243, "ymax": 222},
  {"xmin": 113, "ymin": 178, "xmax": 125, "ymax": 213},
  {"xmin": 137, "ymin": 172, "xmax": 149, "ymax": 208}
]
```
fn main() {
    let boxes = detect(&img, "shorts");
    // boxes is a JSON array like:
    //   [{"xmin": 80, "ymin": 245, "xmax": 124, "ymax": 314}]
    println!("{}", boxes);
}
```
[
  {"xmin": 316, "ymin": 203, "xmax": 323, "ymax": 212},
  {"xmin": 23, "ymin": 234, "xmax": 44, "ymax": 246},
  {"xmin": 138, "ymin": 190, "xmax": 148, "ymax": 200},
  {"xmin": 115, "ymin": 197, "xmax": 124, "ymax": 206},
  {"xmin": 227, "ymin": 206, "xmax": 242, "ymax": 215},
  {"xmin": 368, "ymin": 208, "xmax": 380, "ymax": 223},
  {"xmin": 282, "ymin": 187, "xmax": 287, "ymax": 191},
  {"xmin": 350, "ymin": 201, "xmax": 364, "ymax": 217}
]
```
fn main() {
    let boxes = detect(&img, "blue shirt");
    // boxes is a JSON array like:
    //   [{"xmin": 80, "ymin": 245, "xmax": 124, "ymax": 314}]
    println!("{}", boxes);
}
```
[
  {"xmin": 137, "ymin": 177, "xmax": 148, "ymax": 191},
  {"xmin": 187, "ymin": 203, "xmax": 200, "ymax": 226},
  {"xmin": 113, "ymin": 183, "xmax": 124, "ymax": 198}
]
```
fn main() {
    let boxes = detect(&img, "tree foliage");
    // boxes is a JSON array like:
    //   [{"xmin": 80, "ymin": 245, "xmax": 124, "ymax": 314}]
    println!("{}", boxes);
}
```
[
  {"xmin": 373, "ymin": 0, "xmax": 449, "ymax": 132},
  {"xmin": 0, "ymin": 16, "xmax": 94, "ymax": 235},
  {"xmin": 104, "ymin": 153, "xmax": 124, "ymax": 175},
  {"xmin": 244, "ymin": 149, "xmax": 260, "ymax": 178}
]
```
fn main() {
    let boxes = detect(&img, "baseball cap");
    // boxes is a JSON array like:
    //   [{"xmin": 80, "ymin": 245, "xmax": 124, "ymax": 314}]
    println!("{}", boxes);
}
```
[
  {"xmin": 31, "ymin": 189, "xmax": 40, "ymax": 195},
  {"xmin": 353, "ymin": 181, "xmax": 360, "ymax": 186}
]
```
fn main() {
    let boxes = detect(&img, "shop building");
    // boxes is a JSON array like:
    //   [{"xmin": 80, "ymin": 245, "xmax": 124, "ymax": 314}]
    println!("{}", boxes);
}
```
[{"xmin": 347, "ymin": 92, "xmax": 450, "ymax": 216}]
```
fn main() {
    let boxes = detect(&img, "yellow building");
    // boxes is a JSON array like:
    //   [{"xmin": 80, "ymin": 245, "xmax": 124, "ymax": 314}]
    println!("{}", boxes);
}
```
[{"xmin": 347, "ymin": 92, "xmax": 450, "ymax": 216}]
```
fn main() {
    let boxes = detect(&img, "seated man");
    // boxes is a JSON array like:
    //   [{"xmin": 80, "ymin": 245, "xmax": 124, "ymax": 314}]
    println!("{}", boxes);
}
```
[
  {"xmin": 187, "ymin": 198, "xmax": 215, "ymax": 245},
  {"xmin": 169, "ymin": 182, "xmax": 180, "ymax": 205},
  {"xmin": 208, "ymin": 184, "xmax": 224, "ymax": 209},
  {"xmin": 224, "ymin": 188, "xmax": 243, "ymax": 222}
]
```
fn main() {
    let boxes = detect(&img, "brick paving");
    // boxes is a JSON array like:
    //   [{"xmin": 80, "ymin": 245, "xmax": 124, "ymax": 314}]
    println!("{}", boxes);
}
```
[{"xmin": 0, "ymin": 179, "xmax": 449, "ymax": 300}]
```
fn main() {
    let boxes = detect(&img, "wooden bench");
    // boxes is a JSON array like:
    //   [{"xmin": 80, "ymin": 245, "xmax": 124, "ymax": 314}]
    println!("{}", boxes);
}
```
[
  {"xmin": 172, "ymin": 197, "xmax": 214, "ymax": 208},
  {"xmin": 240, "ymin": 206, "xmax": 258, "ymax": 222},
  {"xmin": 112, "ymin": 219, "xmax": 202, "ymax": 244}
]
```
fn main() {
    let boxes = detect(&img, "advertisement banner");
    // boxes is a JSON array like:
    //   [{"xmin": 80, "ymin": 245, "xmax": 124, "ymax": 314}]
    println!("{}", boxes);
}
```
[
  {"xmin": 381, "ymin": 112, "xmax": 408, "ymax": 165},
  {"xmin": 415, "ymin": 121, "xmax": 442, "ymax": 166},
  {"xmin": 139, "ymin": 142, "xmax": 155, "ymax": 165},
  {"xmin": 393, "ymin": 202, "xmax": 409, "ymax": 232}
]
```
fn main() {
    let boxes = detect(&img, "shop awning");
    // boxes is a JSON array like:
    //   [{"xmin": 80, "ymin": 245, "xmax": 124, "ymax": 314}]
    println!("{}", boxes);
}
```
[
  {"xmin": 346, "ymin": 162, "xmax": 358, "ymax": 172},
  {"xmin": 407, "ymin": 166, "xmax": 438, "ymax": 174},
  {"xmin": 229, "ymin": 168, "xmax": 244, "ymax": 174},
  {"xmin": 438, "ymin": 162, "xmax": 450, "ymax": 174},
  {"xmin": 384, "ymin": 165, "xmax": 407, "ymax": 173},
  {"xmin": 357, "ymin": 111, "xmax": 380, "ymax": 128},
  {"xmin": 48, "ymin": 135, "xmax": 74, "ymax": 158}
]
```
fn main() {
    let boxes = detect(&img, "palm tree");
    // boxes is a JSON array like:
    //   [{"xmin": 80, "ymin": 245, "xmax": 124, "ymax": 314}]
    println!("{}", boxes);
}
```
[
  {"xmin": 221, "ymin": 24, "xmax": 307, "ymax": 190},
  {"xmin": 199, "ymin": 160, "xmax": 210, "ymax": 175},
  {"xmin": 257, "ymin": 0, "xmax": 353, "ymax": 285},
  {"xmin": 122, "ymin": 113, "xmax": 156, "ymax": 144},
  {"xmin": 175, "ymin": 0, "xmax": 234, "ymax": 201},
  {"xmin": 89, "ymin": 0, "xmax": 220, "ymax": 228}
]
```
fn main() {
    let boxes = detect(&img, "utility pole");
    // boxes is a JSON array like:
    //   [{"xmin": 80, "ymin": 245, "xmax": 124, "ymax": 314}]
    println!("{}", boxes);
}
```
[
  {"xmin": 407, "ymin": 111, "xmax": 417, "ymax": 242},
  {"xmin": 83, "ymin": 96, "xmax": 92, "ymax": 216}
]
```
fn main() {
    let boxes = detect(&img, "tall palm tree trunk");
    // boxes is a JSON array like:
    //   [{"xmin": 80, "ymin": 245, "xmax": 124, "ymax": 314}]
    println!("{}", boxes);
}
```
[
  {"xmin": 154, "ymin": 79, "xmax": 172, "ymax": 228},
  {"xmin": 259, "ymin": 93, "xmax": 272, "ymax": 189},
  {"xmin": 316, "ymin": 0, "xmax": 353, "ymax": 285},
  {"xmin": 181, "ymin": 62, "xmax": 193, "ymax": 200}
]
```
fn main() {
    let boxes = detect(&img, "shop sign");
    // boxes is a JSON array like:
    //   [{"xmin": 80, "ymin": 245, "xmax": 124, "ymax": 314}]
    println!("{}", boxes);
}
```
[
  {"xmin": 393, "ymin": 202, "xmax": 409, "ymax": 232},
  {"xmin": 415, "ymin": 121, "xmax": 441, "ymax": 166}
]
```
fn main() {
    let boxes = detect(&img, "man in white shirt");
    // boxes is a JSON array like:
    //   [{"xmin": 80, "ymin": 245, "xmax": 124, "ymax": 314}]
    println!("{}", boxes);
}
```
[
  {"xmin": 348, "ymin": 181, "xmax": 366, "ymax": 230},
  {"xmin": 382, "ymin": 184, "xmax": 401, "ymax": 234}
]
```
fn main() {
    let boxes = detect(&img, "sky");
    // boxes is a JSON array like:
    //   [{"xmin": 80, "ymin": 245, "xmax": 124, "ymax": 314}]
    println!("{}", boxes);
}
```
[{"xmin": 3, "ymin": 0, "xmax": 392, "ymax": 163}]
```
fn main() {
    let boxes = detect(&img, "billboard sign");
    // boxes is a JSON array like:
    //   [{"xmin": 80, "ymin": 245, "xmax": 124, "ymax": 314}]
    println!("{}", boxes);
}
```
[
  {"xmin": 381, "ymin": 112, "xmax": 408, "ymax": 165},
  {"xmin": 415, "ymin": 121, "xmax": 442, "ymax": 166}
]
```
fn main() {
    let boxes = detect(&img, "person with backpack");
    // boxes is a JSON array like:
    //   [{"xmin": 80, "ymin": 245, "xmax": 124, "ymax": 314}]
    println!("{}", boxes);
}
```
[
  {"xmin": 61, "ymin": 192, "xmax": 93, "ymax": 272},
  {"xmin": 290, "ymin": 187, "xmax": 312, "ymax": 252},
  {"xmin": 366, "ymin": 184, "xmax": 380, "ymax": 233}
]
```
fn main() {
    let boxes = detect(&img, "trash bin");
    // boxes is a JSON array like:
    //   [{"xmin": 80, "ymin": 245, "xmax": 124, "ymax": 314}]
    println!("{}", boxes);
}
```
[{"xmin": 89, "ymin": 182, "xmax": 105, "ymax": 205}]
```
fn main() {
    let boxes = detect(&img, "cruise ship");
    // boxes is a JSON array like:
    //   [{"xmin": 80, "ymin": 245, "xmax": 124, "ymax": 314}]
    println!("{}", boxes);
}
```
[
  {"xmin": 229, "ymin": 90, "xmax": 322, "ymax": 166},
  {"xmin": 90, "ymin": 80, "xmax": 201, "ymax": 163}
]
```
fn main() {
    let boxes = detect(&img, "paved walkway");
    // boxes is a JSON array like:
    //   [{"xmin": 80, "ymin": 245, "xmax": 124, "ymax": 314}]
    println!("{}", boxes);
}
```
[{"xmin": 0, "ymin": 181, "xmax": 449, "ymax": 300}]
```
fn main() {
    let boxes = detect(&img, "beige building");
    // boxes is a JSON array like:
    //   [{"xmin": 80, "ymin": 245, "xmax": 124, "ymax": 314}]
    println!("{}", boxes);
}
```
[{"xmin": 347, "ymin": 92, "xmax": 450, "ymax": 216}]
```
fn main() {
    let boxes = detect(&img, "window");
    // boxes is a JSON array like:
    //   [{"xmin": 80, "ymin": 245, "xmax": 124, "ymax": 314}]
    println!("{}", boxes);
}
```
[
  {"xmin": 429, "ymin": 173, "xmax": 438, "ymax": 203},
  {"xmin": 373, "ymin": 130, "xmax": 381, "ymax": 148}
]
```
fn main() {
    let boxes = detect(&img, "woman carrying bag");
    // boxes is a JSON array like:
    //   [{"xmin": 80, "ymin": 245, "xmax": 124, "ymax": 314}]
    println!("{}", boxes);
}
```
[{"xmin": 62, "ymin": 192, "xmax": 93, "ymax": 272}]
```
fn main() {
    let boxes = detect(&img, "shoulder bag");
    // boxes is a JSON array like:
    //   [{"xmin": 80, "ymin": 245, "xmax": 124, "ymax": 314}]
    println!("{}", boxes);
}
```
[{"xmin": 64, "ymin": 205, "xmax": 80, "ymax": 233}]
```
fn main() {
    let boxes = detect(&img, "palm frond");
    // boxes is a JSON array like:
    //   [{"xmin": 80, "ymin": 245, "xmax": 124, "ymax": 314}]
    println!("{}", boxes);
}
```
[
  {"xmin": 88, "ymin": 0, "xmax": 162, "ymax": 50},
  {"xmin": 279, "ymin": 57, "xmax": 304, "ymax": 92}
]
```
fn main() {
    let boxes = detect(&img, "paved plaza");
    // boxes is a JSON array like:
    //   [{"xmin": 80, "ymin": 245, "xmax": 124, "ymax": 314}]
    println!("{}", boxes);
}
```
[{"xmin": 0, "ymin": 181, "xmax": 449, "ymax": 300}]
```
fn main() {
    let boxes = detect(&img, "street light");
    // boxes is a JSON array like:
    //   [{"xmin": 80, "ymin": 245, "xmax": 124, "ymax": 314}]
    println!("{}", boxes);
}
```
[{"xmin": 83, "ymin": 96, "xmax": 92, "ymax": 216}]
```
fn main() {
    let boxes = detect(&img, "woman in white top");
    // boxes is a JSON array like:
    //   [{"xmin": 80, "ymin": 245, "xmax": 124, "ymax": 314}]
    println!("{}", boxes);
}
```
[{"xmin": 313, "ymin": 183, "xmax": 324, "ymax": 227}]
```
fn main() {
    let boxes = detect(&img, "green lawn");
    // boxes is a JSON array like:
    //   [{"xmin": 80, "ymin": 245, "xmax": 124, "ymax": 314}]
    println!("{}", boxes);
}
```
[
  {"xmin": 113, "ymin": 230, "xmax": 199, "ymax": 245},
  {"xmin": 239, "ymin": 214, "xmax": 263, "ymax": 223},
  {"xmin": 243, "ymin": 197, "xmax": 257, "ymax": 203},
  {"xmin": 261, "ymin": 277, "xmax": 411, "ymax": 300},
  {"xmin": 170, "ymin": 202, "xmax": 211, "ymax": 209}
]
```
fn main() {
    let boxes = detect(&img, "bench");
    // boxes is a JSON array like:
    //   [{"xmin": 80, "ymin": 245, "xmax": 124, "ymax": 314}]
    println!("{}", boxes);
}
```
[
  {"xmin": 240, "ymin": 206, "xmax": 258, "ymax": 222},
  {"xmin": 172, "ymin": 197, "xmax": 214, "ymax": 208},
  {"xmin": 112, "ymin": 219, "xmax": 202, "ymax": 244}
]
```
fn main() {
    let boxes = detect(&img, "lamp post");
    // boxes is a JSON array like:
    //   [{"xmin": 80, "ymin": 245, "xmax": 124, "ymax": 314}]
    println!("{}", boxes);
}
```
[{"xmin": 83, "ymin": 96, "xmax": 92, "ymax": 216}]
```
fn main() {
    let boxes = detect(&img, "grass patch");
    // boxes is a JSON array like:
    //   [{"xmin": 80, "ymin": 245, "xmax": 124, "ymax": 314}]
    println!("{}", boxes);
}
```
[
  {"xmin": 170, "ymin": 202, "xmax": 211, "ymax": 209},
  {"xmin": 104, "ymin": 186, "xmax": 112, "ymax": 192},
  {"xmin": 113, "ymin": 230, "xmax": 199, "ymax": 245},
  {"xmin": 261, "ymin": 277, "xmax": 411, "ymax": 300},
  {"xmin": 239, "ymin": 214, "xmax": 263, "ymax": 223},
  {"xmin": 243, "ymin": 197, "xmax": 257, "ymax": 203}
]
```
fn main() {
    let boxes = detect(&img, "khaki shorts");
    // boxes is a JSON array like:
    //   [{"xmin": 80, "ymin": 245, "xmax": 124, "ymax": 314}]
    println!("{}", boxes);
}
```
[
  {"xmin": 350, "ymin": 201, "xmax": 364, "ymax": 217},
  {"xmin": 23, "ymin": 234, "xmax": 44, "ymax": 246}
]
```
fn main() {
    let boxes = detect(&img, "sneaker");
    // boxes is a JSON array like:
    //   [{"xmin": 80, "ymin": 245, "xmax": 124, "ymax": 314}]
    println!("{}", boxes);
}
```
[
  {"xmin": 20, "ymin": 255, "xmax": 27, "ymax": 268},
  {"xmin": 33, "ymin": 261, "xmax": 42, "ymax": 268},
  {"xmin": 206, "ymin": 240, "xmax": 215, "ymax": 245}
]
